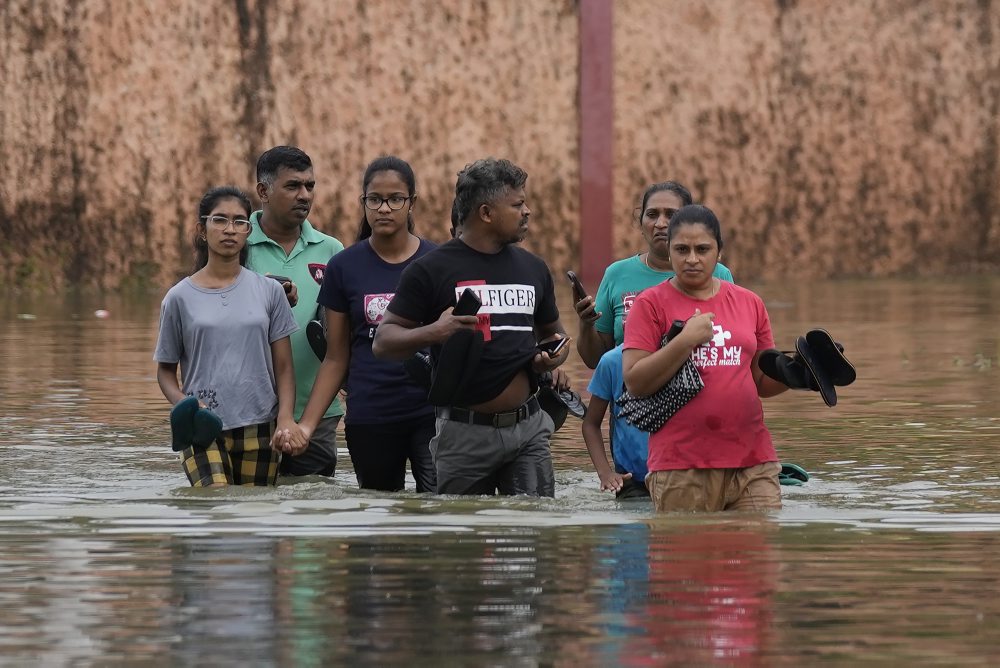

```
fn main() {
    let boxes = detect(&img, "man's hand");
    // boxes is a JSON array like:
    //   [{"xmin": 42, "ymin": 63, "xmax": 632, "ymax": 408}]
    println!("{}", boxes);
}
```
[
  {"xmin": 574, "ymin": 295, "xmax": 601, "ymax": 327},
  {"xmin": 282, "ymin": 281, "xmax": 299, "ymax": 308},
  {"xmin": 532, "ymin": 335, "xmax": 571, "ymax": 373},
  {"xmin": 266, "ymin": 275, "xmax": 299, "ymax": 307},
  {"xmin": 432, "ymin": 307, "xmax": 480, "ymax": 343},
  {"xmin": 549, "ymin": 367, "xmax": 571, "ymax": 391}
]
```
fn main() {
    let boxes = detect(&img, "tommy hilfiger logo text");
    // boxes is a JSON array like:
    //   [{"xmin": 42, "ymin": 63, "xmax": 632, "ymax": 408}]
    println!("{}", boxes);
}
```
[{"xmin": 453, "ymin": 284, "xmax": 536, "ymax": 314}]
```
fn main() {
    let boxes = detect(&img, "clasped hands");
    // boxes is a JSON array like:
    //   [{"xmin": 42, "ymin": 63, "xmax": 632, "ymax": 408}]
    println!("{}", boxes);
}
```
[{"xmin": 271, "ymin": 420, "xmax": 312, "ymax": 457}]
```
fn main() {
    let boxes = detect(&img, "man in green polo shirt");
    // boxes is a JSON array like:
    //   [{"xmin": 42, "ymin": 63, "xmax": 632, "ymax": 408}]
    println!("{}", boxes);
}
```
[{"xmin": 246, "ymin": 146, "xmax": 345, "ymax": 476}]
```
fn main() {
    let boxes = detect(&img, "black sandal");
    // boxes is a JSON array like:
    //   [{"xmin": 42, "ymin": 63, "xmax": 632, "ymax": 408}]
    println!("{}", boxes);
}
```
[
  {"xmin": 805, "ymin": 329, "xmax": 856, "ymax": 387},
  {"xmin": 759, "ymin": 349, "xmax": 817, "ymax": 391},
  {"xmin": 306, "ymin": 305, "xmax": 326, "ymax": 361},
  {"xmin": 795, "ymin": 335, "xmax": 837, "ymax": 407}
]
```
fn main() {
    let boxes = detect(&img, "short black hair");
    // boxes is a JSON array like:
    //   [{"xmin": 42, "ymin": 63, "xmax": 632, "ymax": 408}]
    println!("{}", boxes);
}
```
[
  {"xmin": 449, "ymin": 199, "xmax": 460, "ymax": 238},
  {"xmin": 255, "ymin": 146, "xmax": 312, "ymax": 187},
  {"xmin": 453, "ymin": 158, "xmax": 528, "ymax": 225}
]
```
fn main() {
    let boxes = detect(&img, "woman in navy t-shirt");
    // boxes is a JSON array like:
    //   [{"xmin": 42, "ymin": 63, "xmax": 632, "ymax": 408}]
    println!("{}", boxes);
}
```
[{"xmin": 296, "ymin": 156, "xmax": 437, "ymax": 491}]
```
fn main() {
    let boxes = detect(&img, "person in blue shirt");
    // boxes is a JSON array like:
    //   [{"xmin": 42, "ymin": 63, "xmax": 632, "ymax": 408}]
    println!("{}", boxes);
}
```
[{"xmin": 582, "ymin": 345, "xmax": 650, "ymax": 499}]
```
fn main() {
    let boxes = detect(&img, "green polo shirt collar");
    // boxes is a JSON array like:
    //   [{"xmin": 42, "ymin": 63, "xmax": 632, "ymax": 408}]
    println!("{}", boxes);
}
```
[{"xmin": 248, "ymin": 212, "xmax": 326, "ymax": 258}]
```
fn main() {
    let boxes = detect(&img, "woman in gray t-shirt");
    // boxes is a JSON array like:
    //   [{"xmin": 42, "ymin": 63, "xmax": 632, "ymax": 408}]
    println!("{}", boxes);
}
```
[{"xmin": 154, "ymin": 186, "xmax": 299, "ymax": 486}]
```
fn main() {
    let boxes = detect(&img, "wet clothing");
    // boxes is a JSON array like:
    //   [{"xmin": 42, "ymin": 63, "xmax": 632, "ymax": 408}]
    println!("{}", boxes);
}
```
[
  {"xmin": 387, "ymin": 239, "xmax": 561, "ymax": 496},
  {"xmin": 595, "ymin": 254, "xmax": 733, "ymax": 346},
  {"xmin": 247, "ymin": 213, "xmax": 344, "ymax": 477},
  {"xmin": 388, "ymin": 239, "xmax": 560, "ymax": 406},
  {"xmin": 279, "ymin": 416, "xmax": 339, "ymax": 477},
  {"xmin": 246, "ymin": 214, "xmax": 345, "ymax": 421},
  {"xmin": 623, "ymin": 279, "xmax": 778, "ymax": 473},
  {"xmin": 181, "ymin": 420, "xmax": 282, "ymax": 487},
  {"xmin": 154, "ymin": 269, "xmax": 298, "ymax": 430},
  {"xmin": 646, "ymin": 461, "xmax": 781, "ymax": 512},
  {"xmin": 317, "ymin": 237, "xmax": 437, "ymax": 491},
  {"xmin": 318, "ymin": 238, "xmax": 436, "ymax": 425},
  {"xmin": 431, "ymin": 399, "xmax": 555, "ymax": 497},
  {"xmin": 345, "ymin": 414, "xmax": 437, "ymax": 492},
  {"xmin": 588, "ymin": 345, "xmax": 650, "ymax": 495}
]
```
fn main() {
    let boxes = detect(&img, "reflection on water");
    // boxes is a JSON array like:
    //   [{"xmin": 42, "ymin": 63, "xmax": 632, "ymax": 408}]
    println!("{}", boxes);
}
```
[{"xmin": 3, "ymin": 278, "xmax": 1000, "ymax": 663}]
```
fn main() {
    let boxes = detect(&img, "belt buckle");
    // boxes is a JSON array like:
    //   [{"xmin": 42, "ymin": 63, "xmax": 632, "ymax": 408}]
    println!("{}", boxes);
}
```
[{"xmin": 492, "ymin": 410, "xmax": 518, "ymax": 428}]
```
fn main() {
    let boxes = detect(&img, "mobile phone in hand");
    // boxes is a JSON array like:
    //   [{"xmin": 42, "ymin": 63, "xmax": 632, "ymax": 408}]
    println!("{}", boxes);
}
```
[
  {"xmin": 537, "ymin": 337, "xmax": 569, "ymax": 356},
  {"xmin": 268, "ymin": 275, "xmax": 292, "ymax": 285},
  {"xmin": 566, "ymin": 271, "xmax": 587, "ymax": 302},
  {"xmin": 666, "ymin": 319, "xmax": 686, "ymax": 341},
  {"xmin": 453, "ymin": 287, "xmax": 482, "ymax": 316}
]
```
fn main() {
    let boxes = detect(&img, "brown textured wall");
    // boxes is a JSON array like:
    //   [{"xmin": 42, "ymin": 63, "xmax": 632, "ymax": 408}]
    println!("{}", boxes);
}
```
[
  {"xmin": 614, "ymin": 0, "xmax": 1000, "ymax": 279},
  {"xmin": 0, "ymin": 0, "xmax": 580, "ymax": 290},
  {"xmin": 2, "ymin": 0, "xmax": 999, "ymax": 291}
]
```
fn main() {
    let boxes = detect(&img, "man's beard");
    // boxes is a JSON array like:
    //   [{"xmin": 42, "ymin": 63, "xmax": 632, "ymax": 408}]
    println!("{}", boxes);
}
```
[{"xmin": 502, "ymin": 218, "xmax": 529, "ymax": 246}]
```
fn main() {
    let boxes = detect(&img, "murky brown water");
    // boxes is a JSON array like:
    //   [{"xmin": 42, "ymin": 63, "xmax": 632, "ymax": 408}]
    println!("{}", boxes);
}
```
[{"xmin": 3, "ymin": 277, "xmax": 1000, "ymax": 665}]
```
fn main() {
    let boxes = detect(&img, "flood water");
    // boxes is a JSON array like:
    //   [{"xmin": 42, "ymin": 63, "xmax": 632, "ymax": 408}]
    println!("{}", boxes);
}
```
[{"xmin": 2, "ymin": 277, "xmax": 1000, "ymax": 665}]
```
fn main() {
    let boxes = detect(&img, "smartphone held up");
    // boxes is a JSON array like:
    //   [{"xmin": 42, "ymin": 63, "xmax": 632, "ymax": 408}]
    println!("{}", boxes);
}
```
[
  {"xmin": 453, "ymin": 287, "xmax": 482, "ymax": 316},
  {"xmin": 566, "ymin": 271, "xmax": 587, "ymax": 302},
  {"xmin": 537, "ymin": 337, "xmax": 569, "ymax": 356}
]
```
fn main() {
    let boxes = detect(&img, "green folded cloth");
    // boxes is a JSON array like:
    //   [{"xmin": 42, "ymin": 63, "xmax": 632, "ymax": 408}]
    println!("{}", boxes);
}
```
[
  {"xmin": 170, "ymin": 396, "xmax": 223, "ymax": 451},
  {"xmin": 779, "ymin": 463, "xmax": 810, "ymax": 486},
  {"xmin": 192, "ymin": 407, "xmax": 223, "ymax": 448},
  {"xmin": 170, "ymin": 396, "xmax": 200, "ymax": 452}
]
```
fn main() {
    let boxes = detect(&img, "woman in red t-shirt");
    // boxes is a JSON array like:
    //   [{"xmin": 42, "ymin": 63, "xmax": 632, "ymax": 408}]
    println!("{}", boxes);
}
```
[{"xmin": 622, "ymin": 205, "xmax": 790, "ymax": 512}]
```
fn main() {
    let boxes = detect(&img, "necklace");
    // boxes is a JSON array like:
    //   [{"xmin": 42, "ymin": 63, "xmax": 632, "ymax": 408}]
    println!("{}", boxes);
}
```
[
  {"xmin": 671, "ymin": 276, "xmax": 720, "ymax": 300},
  {"xmin": 642, "ymin": 252, "xmax": 667, "ymax": 272}
]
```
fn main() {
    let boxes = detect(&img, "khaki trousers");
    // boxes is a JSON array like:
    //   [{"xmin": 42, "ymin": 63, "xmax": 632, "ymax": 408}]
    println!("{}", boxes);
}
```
[{"xmin": 646, "ymin": 461, "xmax": 782, "ymax": 512}]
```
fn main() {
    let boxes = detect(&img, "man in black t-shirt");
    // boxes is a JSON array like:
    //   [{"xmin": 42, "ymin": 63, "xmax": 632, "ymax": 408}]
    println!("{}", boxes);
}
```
[{"xmin": 372, "ymin": 158, "xmax": 570, "ymax": 496}]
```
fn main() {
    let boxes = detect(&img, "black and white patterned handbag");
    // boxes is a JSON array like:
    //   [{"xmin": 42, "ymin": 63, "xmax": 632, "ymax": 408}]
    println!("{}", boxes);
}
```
[{"xmin": 618, "ymin": 320, "xmax": 704, "ymax": 432}]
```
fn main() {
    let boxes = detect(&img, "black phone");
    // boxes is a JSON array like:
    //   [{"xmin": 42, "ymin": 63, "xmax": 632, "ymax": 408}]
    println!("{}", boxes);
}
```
[
  {"xmin": 566, "ymin": 270, "xmax": 587, "ymax": 302},
  {"xmin": 453, "ymin": 287, "xmax": 482, "ymax": 316},
  {"xmin": 666, "ymin": 319, "xmax": 686, "ymax": 341},
  {"xmin": 537, "ymin": 337, "xmax": 569, "ymax": 356},
  {"xmin": 268, "ymin": 275, "xmax": 292, "ymax": 285}
]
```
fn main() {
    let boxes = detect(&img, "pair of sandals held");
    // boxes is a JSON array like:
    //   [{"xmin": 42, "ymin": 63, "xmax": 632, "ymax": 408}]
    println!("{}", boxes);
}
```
[
  {"xmin": 759, "ymin": 329, "xmax": 857, "ymax": 407},
  {"xmin": 169, "ymin": 396, "xmax": 223, "ymax": 452}
]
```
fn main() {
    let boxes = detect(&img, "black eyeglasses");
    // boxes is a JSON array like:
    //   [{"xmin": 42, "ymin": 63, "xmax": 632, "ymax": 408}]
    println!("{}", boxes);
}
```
[
  {"xmin": 361, "ymin": 194, "xmax": 411, "ymax": 211},
  {"xmin": 201, "ymin": 215, "xmax": 252, "ymax": 233}
]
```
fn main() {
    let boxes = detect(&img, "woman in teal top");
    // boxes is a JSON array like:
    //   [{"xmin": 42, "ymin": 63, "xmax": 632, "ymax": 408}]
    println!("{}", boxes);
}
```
[{"xmin": 575, "ymin": 181, "xmax": 733, "ymax": 368}]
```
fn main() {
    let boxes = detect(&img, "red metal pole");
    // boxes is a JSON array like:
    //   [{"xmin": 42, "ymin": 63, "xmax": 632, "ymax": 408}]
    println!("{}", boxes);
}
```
[{"xmin": 578, "ymin": 0, "xmax": 614, "ymax": 285}]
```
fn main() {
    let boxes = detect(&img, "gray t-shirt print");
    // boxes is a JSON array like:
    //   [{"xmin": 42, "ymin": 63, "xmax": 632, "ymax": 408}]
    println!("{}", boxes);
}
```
[{"xmin": 154, "ymin": 268, "xmax": 299, "ymax": 430}]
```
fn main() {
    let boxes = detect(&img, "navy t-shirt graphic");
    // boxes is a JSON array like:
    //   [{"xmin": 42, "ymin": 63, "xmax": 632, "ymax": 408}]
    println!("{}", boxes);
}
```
[{"xmin": 318, "ymin": 238, "xmax": 437, "ymax": 425}]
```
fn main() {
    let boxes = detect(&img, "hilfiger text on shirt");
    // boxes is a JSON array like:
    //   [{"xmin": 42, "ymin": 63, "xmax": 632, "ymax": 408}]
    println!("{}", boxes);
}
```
[{"xmin": 454, "ymin": 284, "xmax": 536, "ymax": 313}]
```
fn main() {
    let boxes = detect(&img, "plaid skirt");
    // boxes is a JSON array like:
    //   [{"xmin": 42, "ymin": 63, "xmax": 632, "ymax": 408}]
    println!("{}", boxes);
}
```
[{"xmin": 181, "ymin": 420, "xmax": 281, "ymax": 487}]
